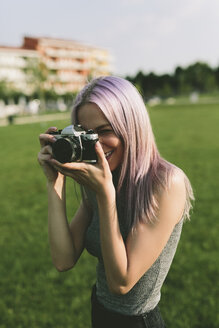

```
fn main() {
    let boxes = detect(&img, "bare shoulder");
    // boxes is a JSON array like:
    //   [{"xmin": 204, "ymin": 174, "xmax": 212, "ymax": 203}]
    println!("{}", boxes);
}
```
[
  {"xmin": 156, "ymin": 164, "xmax": 186, "ymax": 198},
  {"xmin": 169, "ymin": 166, "xmax": 186, "ymax": 191},
  {"xmin": 156, "ymin": 166, "xmax": 186, "ymax": 225}
]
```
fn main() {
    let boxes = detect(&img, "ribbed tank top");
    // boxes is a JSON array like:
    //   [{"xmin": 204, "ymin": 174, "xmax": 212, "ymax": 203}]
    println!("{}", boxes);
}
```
[{"xmin": 84, "ymin": 187, "xmax": 184, "ymax": 315}]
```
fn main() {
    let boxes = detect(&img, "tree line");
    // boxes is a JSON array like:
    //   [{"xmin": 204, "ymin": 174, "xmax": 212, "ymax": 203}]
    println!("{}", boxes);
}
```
[
  {"xmin": 1, "ymin": 60, "xmax": 219, "ymax": 104},
  {"xmin": 126, "ymin": 61, "xmax": 219, "ymax": 100}
]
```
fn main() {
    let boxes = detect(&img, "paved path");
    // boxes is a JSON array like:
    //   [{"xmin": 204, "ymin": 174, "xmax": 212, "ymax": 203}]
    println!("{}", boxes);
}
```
[{"xmin": 0, "ymin": 112, "xmax": 70, "ymax": 127}]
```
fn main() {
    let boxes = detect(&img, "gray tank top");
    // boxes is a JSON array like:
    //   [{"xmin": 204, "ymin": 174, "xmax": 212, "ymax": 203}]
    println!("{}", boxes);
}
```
[{"xmin": 84, "ymin": 187, "xmax": 184, "ymax": 315}]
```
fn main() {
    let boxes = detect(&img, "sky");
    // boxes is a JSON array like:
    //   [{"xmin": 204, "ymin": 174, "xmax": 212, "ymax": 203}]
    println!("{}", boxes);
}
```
[{"xmin": 0, "ymin": 0, "xmax": 219, "ymax": 77}]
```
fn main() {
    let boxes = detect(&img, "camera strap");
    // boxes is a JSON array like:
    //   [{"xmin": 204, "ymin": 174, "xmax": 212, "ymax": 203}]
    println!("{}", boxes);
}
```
[{"xmin": 78, "ymin": 135, "xmax": 83, "ymax": 162}]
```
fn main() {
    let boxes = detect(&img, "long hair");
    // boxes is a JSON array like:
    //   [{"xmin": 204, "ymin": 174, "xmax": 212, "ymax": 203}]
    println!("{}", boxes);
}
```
[{"xmin": 71, "ymin": 76, "xmax": 194, "ymax": 230}]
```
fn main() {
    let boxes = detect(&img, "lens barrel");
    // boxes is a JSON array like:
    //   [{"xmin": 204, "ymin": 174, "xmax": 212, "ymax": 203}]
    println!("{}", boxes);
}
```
[{"xmin": 52, "ymin": 138, "xmax": 75, "ymax": 163}]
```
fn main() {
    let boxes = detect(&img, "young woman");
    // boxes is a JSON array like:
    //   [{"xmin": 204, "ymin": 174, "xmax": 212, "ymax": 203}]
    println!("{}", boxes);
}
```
[{"xmin": 38, "ymin": 76, "xmax": 194, "ymax": 328}]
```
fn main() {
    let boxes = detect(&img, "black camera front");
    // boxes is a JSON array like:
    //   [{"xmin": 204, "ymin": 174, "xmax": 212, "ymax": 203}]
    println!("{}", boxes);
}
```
[{"xmin": 49, "ymin": 125, "xmax": 98, "ymax": 164}]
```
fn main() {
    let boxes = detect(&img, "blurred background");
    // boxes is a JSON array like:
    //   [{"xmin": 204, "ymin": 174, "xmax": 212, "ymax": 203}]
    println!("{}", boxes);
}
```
[{"xmin": 0, "ymin": 0, "xmax": 218, "ymax": 327}]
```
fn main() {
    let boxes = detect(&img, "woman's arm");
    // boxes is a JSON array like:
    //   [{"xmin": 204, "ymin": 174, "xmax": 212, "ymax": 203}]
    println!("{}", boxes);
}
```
[
  {"xmin": 38, "ymin": 128, "xmax": 92, "ymax": 272},
  {"xmin": 96, "ymin": 168, "xmax": 186, "ymax": 295},
  {"xmin": 47, "ymin": 176, "xmax": 92, "ymax": 272}
]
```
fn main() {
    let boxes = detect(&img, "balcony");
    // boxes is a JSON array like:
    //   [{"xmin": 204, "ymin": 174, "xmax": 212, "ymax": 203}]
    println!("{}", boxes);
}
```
[
  {"xmin": 44, "ymin": 48, "xmax": 89, "ymax": 59},
  {"xmin": 57, "ymin": 72, "xmax": 85, "ymax": 82},
  {"xmin": 0, "ymin": 68, "xmax": 26, "ymax": 81},
  {"xmin": 45, "ymin": 59, "xmax": 90, "ymax": 70},
  {"xmin": 0, "ymin": 55, "xmax": 27, "ymax": 68}
]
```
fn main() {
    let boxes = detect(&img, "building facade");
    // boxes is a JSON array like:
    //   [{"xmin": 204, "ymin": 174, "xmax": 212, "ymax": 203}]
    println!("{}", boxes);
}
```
[
  {"xmin": 0, "ymin": 46, "xmax": 39, "ymax": 93},
  {"xmin": 0, "ymin": 36, "xmax": 113, "ymax": 94}
]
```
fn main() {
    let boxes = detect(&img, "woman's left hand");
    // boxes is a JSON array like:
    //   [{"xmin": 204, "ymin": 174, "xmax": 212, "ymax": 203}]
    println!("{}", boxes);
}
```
[{"xmin": 47, "ymin": 141, "xmax": 114, "ymax": 196}]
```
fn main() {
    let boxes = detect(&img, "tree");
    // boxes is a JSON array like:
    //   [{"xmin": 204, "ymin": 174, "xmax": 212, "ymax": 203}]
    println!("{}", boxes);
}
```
[
  {"xmin": 24, "ymin": 58, "xmax": 50, "ymax": 99},
  {"xmin": 126, "ymin": 61, "xmax": 218, "ymax": 98},
  {"xmin": 185, "ymin": 62, "xmax": 215, "ymax": 93}
]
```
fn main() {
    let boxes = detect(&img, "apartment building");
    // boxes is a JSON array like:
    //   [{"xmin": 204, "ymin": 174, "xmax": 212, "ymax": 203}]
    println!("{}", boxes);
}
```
[
  {"xmin": 0, "ymin": 36, "xmax": 113, "ymax": 94},
  {"xmin": 0, "ymin": 46, "xmax": 39, "ymax": 93}
]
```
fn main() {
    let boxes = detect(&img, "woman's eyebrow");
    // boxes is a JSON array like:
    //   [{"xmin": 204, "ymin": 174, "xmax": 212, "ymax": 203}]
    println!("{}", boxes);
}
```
[{"xmin": 95, "ymin": 124, "xmax": 112, "ymax": 131}]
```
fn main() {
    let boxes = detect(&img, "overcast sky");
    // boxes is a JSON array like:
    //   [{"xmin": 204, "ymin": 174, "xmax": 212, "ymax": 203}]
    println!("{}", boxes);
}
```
[{"xmin": 0, "ymin": 0, "xmax": 219, "ymax": 76}]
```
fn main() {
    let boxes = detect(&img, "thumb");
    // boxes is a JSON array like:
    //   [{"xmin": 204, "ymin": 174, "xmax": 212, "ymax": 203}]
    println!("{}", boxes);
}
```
[{"xmin": 95, "ymin": 141, "xmax": 106, "ymax": 164}]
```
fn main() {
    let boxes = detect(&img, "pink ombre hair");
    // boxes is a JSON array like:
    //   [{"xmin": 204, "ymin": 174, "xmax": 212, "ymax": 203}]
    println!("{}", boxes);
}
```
[{"xmin": 72, "ymin": 76, "xmax": 194, "ymax": 229}]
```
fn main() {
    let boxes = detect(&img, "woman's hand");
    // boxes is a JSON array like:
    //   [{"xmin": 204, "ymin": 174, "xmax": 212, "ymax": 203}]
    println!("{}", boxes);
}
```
[
  {"xmin": 38, "ymin": 127, "xmax": 64, "ymax": 183},
  {"xmin": 47, "ymin": 141, "xmax": 115, "ymax": 196}
]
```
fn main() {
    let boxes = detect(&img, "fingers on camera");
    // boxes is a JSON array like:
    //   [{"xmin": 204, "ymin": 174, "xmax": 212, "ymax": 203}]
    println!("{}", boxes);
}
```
[
  {"xmin": 41, "ymin": 145, "xmax": 53, "ymax": 155},
  {"xmin": 39, "ymin": 134, "xmax": 56, "ymax": 147},
  {"xmin": 46, "ymin": 127, "xmax": 57, "ymax": 133},
  {"xmin": 38, "ymin": 153, "xmax": 51, "ymax": 164}
]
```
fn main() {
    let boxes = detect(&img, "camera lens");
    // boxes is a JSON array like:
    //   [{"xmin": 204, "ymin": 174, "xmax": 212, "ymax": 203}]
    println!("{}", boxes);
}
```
[{"xmin": 52, "ymin": 138, "xmax": 75, "ymax": 163}]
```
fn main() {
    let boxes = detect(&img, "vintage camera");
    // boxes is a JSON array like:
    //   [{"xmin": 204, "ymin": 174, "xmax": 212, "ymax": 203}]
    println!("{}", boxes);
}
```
[{"xmin": 49, "ymin": 125, "xmax": 98, "ymax": 163}]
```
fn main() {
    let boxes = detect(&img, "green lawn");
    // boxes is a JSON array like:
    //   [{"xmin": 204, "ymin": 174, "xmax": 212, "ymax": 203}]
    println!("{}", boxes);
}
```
[{"xmin": 0, "ymin": 103, "xmax": 218, "ymax": 327}]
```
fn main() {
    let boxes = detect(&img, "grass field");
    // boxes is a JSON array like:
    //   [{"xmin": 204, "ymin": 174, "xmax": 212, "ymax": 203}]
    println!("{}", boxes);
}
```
[{"xmin": 0, "ymin": 103, "xmax": 218, "ymax": 327}]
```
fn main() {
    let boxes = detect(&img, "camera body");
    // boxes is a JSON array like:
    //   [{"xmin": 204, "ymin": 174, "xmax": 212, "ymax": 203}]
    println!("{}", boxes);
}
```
[{"xmin": 49, "ymin": 125, "xmax": 98, "ymax": 164}]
